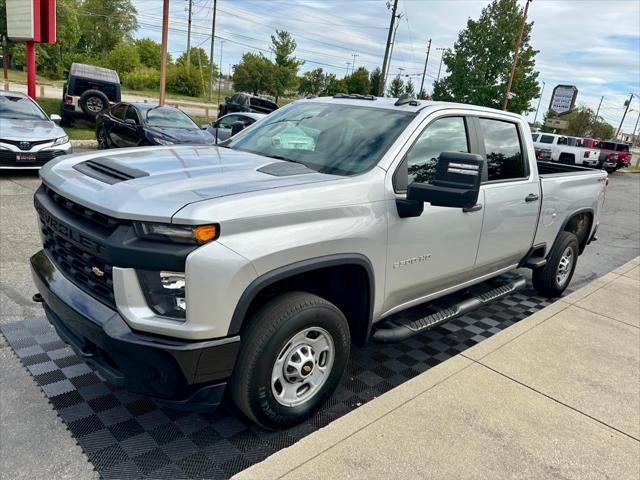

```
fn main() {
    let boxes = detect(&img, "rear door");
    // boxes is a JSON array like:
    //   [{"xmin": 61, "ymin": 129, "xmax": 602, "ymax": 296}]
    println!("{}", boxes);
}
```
[{"xmin": 474, "ymin": 116, "xmax": 540, "ymax": 271}]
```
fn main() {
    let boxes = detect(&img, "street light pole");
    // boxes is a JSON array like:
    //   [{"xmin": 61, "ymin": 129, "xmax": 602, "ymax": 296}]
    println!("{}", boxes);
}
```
[
  {"xmin": 502, "ymin": 0, "xmax": 532, "ymax": 111},
  {"xmin": 208, "ymin": 0, "xmax": 217, "ymax": 101},
  {"xmin": 419, "ymin": 39, "xmax": 432, "ymax": 98},
  {"xmin": 186, "ymin": 0, "xmax": 192, "ymax": 70},
  {"xmin": 533, "ymin": 80, "xmax": 545, "ymax": 126}
]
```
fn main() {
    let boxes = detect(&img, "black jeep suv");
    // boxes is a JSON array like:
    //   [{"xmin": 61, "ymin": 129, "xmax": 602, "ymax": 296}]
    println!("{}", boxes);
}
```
[{"xmin": 218, "ymin": 92, "xmax": 278, "ymax": 117}]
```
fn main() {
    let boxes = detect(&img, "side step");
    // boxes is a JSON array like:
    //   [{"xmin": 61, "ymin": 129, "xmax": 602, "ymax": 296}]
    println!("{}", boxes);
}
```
[
  {"xmin": 372, "ymin": 276, "xmax": 526, "ymax": 344},
  {"xmin": 523, "ymin": 256, "xmax": 547, "ymax": 269}
]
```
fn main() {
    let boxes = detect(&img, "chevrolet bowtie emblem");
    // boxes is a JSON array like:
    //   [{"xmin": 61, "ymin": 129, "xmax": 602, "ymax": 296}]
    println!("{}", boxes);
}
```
[{"xmin": 91, "ymin": 266, "xmax": 105, "ymax": 277}]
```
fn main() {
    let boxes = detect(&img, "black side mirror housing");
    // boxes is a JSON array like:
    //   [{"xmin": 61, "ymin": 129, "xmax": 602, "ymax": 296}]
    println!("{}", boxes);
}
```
[
  {"xmin": 399, "ymin": 152, "xmax": 483, "ymax": 217},
  {"xmin": 231, "ymin": 121, "xmax": 245, "ymax": 136}
]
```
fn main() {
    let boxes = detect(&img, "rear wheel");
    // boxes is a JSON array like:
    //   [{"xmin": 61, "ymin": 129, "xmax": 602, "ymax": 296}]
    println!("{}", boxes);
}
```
[
  {"xmin": 533, "ymin": 231, "xmax": 579, "ymax": 297},
  {"xmin": 559, "ymin": 153, "xmax": 575, "ymax": 165},
  {"xmin": 229, "ymin": 292, "xmax": 350, "ymax": 429},
  {"xmin": 79, "ymin": 90, "xmax": 109, "ymax": 118}
]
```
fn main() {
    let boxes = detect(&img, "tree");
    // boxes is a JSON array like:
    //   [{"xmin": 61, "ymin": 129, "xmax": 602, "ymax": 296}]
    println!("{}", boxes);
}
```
[
  {"xmin": 431, "ymin": 0, "xmax": 540, "ymax": 114},
  {"xmin": 104, "ymin": 43, "xmax": 140, "ymax": 74},
  {"xmin": 78, "ymin": 0, "xmax": 137, "ymax": 53},
  {"xmin": 232, "ymin": 52, "xmax": 275, "ymax": 95},
  {"xmin": 369, "ymin": 67, "xmax": 382, "ymax": 96},
  {"xmin": 388, "ymin": 75, "xmax": 404, "ymax": 97},
  {"xmin": 541, "ymin": 106, "xmax": 614, "ymax": 139},
  {"xmin": 418, "ymin": 88, "xmax": 430, "ymax": 100},
  {"xmin": 322, "ymin": 73, "xmax": 347, "ymax": 96},
  {"xmin": 176, "ymin": 47, "xmax": 210, "ymax": 72},
  {"xmin": 167, "ymin": 64, "xmax": 203, "ymax": 97},
  {"xmin": 404, "ymin": 78, "xmax": 416, "ymax": 96},
  {"xmin": 345, "ymin": 67, "xmax": 371, "ymax": 95},
  {"xmin": 298, "ymin": 68, "xmax": 325, "ymax": 95},
  {"xmin": 270, "ymin": 30, "xmax": 304, "ymax": 101},
  {"xmin": 135, "ymin": 38, "xmax": 169, "ymax": 69}
]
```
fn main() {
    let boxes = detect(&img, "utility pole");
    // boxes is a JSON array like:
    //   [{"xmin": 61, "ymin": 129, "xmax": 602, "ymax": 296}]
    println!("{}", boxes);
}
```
[
  {"xmin": 159, "ymin": 0, "xmax": 169, "ymax": 105},
  {"xmin": 533, "ymin": 80, "xmax": 545, "ymax": 126},
  {"xmin": 379, "ymin": 0, "xmax": 399, "ymax": 96},
  {"xmin": 419, "ymin": 39, "xmax": 431, "ymax": 98},
  {"xmin": 351, "ymin": 53, "xmax": 359, "ymax": 74},
  {"xmin": 616, "ymin": 93, "xmax": 634, "ymax": 139},
  {"xmin": 435, "ymin": 47, "xmax": 446, "ymax": 82},
  {"xmin": 2, "ymin": 35, "xmax": 8, "ymax": 80},
  {"xmin": 186, "ymin": 0, "xmax": 193, "ymax": 70},
  {"xmin": 502, "ymin": 0, "xmax": 532, "ymax": 111},
  {"xmin": 632, "ymin": 110, "xmax": 640, "ymax": 149},
  {"xmin": 208, "ymin": 0, "xmax": 217, "ymax": 101},
  {"xmin": 346, "ymin": 62, "xmax": 351, "ymax": 75},
  {"xmin": 383, "ymin": 15, "xmax": 403, "ymax": 87},
  {"xmin": 595, "ymin": 95, "xmax": 603, "ymax": 120}
]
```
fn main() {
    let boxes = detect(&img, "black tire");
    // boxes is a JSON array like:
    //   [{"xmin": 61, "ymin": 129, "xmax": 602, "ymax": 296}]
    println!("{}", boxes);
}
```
[
  {"xmin": 533, "ymin": 231, "xmax": 579, "ymax": 297},
  {"xmin": 60, "ymin": 112, "xmax": 73, "ymax": 127},
  {"xmin": 79, "ymin": 89, "xmax": 109, "ymax": 118},
  {"xmin": 96, "ymin": 126, "xmax": 109, "ymax": 149},
  {"xmin": 559, "ymin": 153, "xmax": 575, "ymax": 165},
  {"xmin": 229, "ymin": 291, "xmax": 350, "ymax": 429}
]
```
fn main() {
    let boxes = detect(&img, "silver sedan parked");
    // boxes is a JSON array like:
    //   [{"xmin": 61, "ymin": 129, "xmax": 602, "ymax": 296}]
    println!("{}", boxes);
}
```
[
  {"xmin": 205, "ymin": 112, "xmax": 266, "ymax": 144},
  {"xmin": 0, "ymin": 91, "xmax": 72, "ymax": 169}
]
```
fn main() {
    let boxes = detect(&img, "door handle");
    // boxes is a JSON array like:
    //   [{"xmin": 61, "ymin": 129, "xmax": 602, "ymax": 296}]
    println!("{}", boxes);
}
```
[
  {"xmin": 525, "ymin": 193, "xmax": 539, "ymax": 202},
  {"xmin": 462, "ymin": 203, "xmax": 483, "ymax": 213}
]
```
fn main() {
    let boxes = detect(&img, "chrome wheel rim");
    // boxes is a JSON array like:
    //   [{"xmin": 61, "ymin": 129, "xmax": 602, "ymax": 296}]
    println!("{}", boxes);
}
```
[
  {"xmin": 556, "ymin": 247, "xmax": 574, "ymax": 286},
  {"xmin": 271, "ymin": 327, "xmax": 334, "ymax": 407},
  {"xmin": 86, "ymin": 97, "xmax": 104, "ymax": 113}
]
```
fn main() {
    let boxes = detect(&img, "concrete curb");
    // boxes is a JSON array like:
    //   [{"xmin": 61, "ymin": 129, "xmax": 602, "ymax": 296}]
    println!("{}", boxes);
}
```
[{"xmin": 71, "ymin": 140, "xmax": 98, "ymax": 149}]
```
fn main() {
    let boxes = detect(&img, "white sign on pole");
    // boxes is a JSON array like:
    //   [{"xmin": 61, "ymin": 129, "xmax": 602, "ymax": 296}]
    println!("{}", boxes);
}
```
[
  {"xmin": 6, "ymin": 0, "xmax": 36, "ymax": 41},
  {"xmin": 549, "ymin": 85, "xmax": 578, "ymax": 114}
]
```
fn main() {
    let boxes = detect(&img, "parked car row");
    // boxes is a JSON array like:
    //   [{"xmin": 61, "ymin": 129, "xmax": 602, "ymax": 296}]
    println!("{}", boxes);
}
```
[{"xmin": 532, "ymin": 132, "xmax": 632, "ymax": 173}]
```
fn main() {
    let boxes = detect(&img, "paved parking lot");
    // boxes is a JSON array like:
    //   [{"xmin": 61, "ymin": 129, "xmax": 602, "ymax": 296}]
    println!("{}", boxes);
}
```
[{"xmin": 1, "ymin": 169, "xmax": 639, "ymax": 478}]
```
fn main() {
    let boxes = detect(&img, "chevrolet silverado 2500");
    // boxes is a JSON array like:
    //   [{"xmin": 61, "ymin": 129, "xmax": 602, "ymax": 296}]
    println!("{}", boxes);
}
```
[{"xmin": 31, "ymin": 96, "xmax": 607, "ymax": 428}]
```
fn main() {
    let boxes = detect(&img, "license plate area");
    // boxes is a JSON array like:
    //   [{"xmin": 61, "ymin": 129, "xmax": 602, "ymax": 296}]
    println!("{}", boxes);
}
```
[{"xmin": 16, "ymin": 153, "xmax": 37, "ymax": 162}]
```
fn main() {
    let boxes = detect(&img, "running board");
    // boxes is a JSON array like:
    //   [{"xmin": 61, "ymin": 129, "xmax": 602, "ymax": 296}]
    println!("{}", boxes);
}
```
[{"xmin": 372, "ymin": 276, "xmax": 527, "ymax": 344}]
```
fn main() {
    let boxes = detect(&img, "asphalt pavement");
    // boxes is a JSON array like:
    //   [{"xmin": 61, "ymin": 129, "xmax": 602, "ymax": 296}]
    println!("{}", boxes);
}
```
[{"xmin": 0, "ymin": 169, "xmax": 638, "ymax": 479}]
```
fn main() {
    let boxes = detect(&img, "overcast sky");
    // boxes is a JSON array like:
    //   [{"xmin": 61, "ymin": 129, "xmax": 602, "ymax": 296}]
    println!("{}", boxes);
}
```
[{"xmin": 132, "ymin": 0, "xmax": 640, "ymax": 133}]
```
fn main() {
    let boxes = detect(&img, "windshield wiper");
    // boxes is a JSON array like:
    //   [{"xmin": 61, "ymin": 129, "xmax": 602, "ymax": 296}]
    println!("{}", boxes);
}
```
[{"xmin": 264, "ymin": 154, "xmax": 308, "ymax": 167}]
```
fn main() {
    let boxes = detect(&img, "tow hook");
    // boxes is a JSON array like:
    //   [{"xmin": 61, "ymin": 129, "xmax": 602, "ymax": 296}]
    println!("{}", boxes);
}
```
[{"xmin": 32, "ymin": 293, "xmax": 44, "ymax": 303}]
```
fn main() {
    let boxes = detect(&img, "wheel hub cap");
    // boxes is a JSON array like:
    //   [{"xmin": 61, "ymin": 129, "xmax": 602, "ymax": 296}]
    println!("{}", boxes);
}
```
[
  {"xmin": 271, "ymin": 327, "xmax": 334, "ymax": 407},
  {"xmin": 556, "ymin": 247, "xmax": 574, "ymax": 286}
]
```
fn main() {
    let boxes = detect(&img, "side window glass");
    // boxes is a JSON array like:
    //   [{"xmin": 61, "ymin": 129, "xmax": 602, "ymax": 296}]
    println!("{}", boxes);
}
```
[
  {"xmin": 125, "ymin": 107, "xmax": 139, "ymax": 124},
  {"xmin": 111, "ymin": 104, "xmax": 126, "ymax": 120},
  {"xmin": 405, "ymin": 116, "xmax": 469, "ymax": 185},
  {"xmin": 218, "ymin": 115, "xmax": 238, "ymax": 129},
  {"xmin": 479, "ymin": 118, "xmax": 525, "ymax": 181}
]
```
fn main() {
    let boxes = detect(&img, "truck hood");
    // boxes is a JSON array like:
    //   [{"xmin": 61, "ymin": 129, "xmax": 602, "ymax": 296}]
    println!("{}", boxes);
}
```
[
  {"xmin": 0, "ymin": 118, "xmax": 66, "ymax": 142},
  {"xmin": 39, "ymin": 145, "xmax": 342, "ymax": 222}
]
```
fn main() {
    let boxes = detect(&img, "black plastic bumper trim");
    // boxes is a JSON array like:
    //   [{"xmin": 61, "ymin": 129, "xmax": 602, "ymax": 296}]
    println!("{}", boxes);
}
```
[{"xmin": 31, "ymin": 249, "xmax": 240, "ymax": 407}]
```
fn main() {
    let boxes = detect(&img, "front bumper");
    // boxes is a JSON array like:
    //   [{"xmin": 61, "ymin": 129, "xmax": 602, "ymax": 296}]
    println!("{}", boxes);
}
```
[
  {"xmin": 31, "ymin": 249, "xmax": 240, "ymax": 410},
  {"xmin": 0, "ymin": 142, "xmax": 71, "ymax": 169}
]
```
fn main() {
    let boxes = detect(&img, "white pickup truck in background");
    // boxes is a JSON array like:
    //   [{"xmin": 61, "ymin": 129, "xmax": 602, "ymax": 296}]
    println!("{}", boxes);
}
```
[{"xmin": 532, "ymin": 133, "xmax": 600, "ymax": 166}]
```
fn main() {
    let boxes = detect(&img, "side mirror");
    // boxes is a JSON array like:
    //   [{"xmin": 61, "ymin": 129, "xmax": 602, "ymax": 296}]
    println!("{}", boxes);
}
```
[
  {"xmin": 231, "ymin": 121, "xmax": 245, "ymax": 136},
  {"xmin": 125, "ymin": 118, "xmax": 137, "ymax": 126},
  {"xmin": 50, "ymin": 114, "xmax": 61, "ymax": 123},
  {"xmin": 398, "ymin": 152, "xmax": 483, "ymax": 217}
]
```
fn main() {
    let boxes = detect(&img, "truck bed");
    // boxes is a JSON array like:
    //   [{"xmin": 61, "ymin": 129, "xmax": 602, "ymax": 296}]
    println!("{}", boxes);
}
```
[{"xmin": 537, "ymin": 161, "xmax": 599, "ymax": 177}]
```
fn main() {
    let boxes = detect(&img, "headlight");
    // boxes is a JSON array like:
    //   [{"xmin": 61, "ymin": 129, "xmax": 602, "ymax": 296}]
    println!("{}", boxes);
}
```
[
  {"xmin": 153, "ymin": 137, "xmax": 174, "ymax": 145},
  {"xmin": 138, "ymin": 270, "xmax": 186, "ymax": 318},
  {"xmin": 134, "ymin": 222, "xmax": 219, "ymax": 244},
  {"xmin": 52, "ymin": 135, "xmax": 69, "ymax": 146}
]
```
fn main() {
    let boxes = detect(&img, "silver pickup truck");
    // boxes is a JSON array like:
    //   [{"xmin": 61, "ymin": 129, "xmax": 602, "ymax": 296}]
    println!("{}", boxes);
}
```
[{"xmin": 31, "ymin": 95, "xmax": 607, "ymax": 428}]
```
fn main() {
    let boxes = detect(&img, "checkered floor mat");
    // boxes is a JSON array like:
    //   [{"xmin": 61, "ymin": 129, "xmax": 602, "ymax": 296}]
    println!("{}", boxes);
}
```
[{"xmin": 1, "ymin": 279, "xmax": 555, "ymax": 479}]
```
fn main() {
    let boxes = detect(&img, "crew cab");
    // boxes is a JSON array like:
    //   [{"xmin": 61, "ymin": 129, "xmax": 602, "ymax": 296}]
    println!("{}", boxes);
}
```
[
  {"xmin": 532, "ymin": 133, "xmax": 600, "ymax": 166},
  {"xmin": 598, "ymin": 141, "xmax": 632, "ymax": 171},
  {"xmin": 31, "ymin": 96, "xmax": 607, "ymax": 429}
]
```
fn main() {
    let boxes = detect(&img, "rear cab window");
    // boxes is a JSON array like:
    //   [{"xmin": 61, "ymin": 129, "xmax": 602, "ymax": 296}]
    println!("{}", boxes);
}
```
[{"xmin": 479, "ymin": 118, "xmax": 526, "ymax": 182}]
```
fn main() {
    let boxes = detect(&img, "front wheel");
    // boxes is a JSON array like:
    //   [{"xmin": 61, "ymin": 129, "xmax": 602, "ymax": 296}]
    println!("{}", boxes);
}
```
[
  {"xmin": 96, "ymin": 127, "xmax": 109, "ymax": 149},
  {"xmin": 229, "ymin": 292, "xmax": 350, "ymax": 429},
  {"xmin": 533, "ymin": 231, "xmax": 579, "ymax": 297}
]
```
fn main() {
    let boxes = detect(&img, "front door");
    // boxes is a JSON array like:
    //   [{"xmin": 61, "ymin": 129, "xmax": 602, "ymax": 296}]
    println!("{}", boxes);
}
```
[
  {"xmin": 475, "ymin": 117, "xmax": 540, "ymax": 270},
  {"xmin": 385, "ymin": 115, "xmax": 485, "ymax": 313}
]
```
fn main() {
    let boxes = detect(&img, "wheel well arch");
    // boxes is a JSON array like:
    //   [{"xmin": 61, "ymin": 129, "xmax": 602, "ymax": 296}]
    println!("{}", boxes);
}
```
[
  {"xmin": 228, "ymin": 254, "xmax": 375, "ymax": 346},
  {"xmin": 560, "ymin": 209, "xmax": 594, "ymax": 254}
]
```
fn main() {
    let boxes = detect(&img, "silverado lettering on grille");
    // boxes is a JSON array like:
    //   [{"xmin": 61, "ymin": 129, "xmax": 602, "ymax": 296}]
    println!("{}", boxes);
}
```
[{"xmin": 35, "ymin": 198, "xmax": 106, "ymax": 256}]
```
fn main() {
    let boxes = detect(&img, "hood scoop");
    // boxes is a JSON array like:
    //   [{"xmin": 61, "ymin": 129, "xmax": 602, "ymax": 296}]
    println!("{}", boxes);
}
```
[
  {"xmin": 73, "ymin": 158, "xmax": 149, "ymax": 184},
  {"xmin": 257, "ymin": 161, "xmax": 315, "ymax": 177}
]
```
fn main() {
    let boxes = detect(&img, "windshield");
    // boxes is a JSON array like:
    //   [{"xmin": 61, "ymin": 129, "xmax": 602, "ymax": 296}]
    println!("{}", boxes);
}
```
[
  {"xmin": 227, "ymin": 102, "xmax": 415, "ymax": 175},
  {"xmin": 0, "ymin": 95, "xmax": 47, "ymax": 120},
  {"xmin": 146, "ymin": 107, "xmax": 198, "ymax": 129}
]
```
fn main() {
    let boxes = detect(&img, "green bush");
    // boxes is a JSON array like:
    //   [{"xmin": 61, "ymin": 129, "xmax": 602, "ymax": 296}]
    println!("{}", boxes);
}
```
[
  {"xmin": 123, "ymin": 67, "xmax": 160, "ymax": 90},
  {"xmin": 104, "ymin": 43, "xmax": 140, "ymax": 75},
  {"xmin": 167, "ymin": 65, "xmax": 203, "ymax": 97}
]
